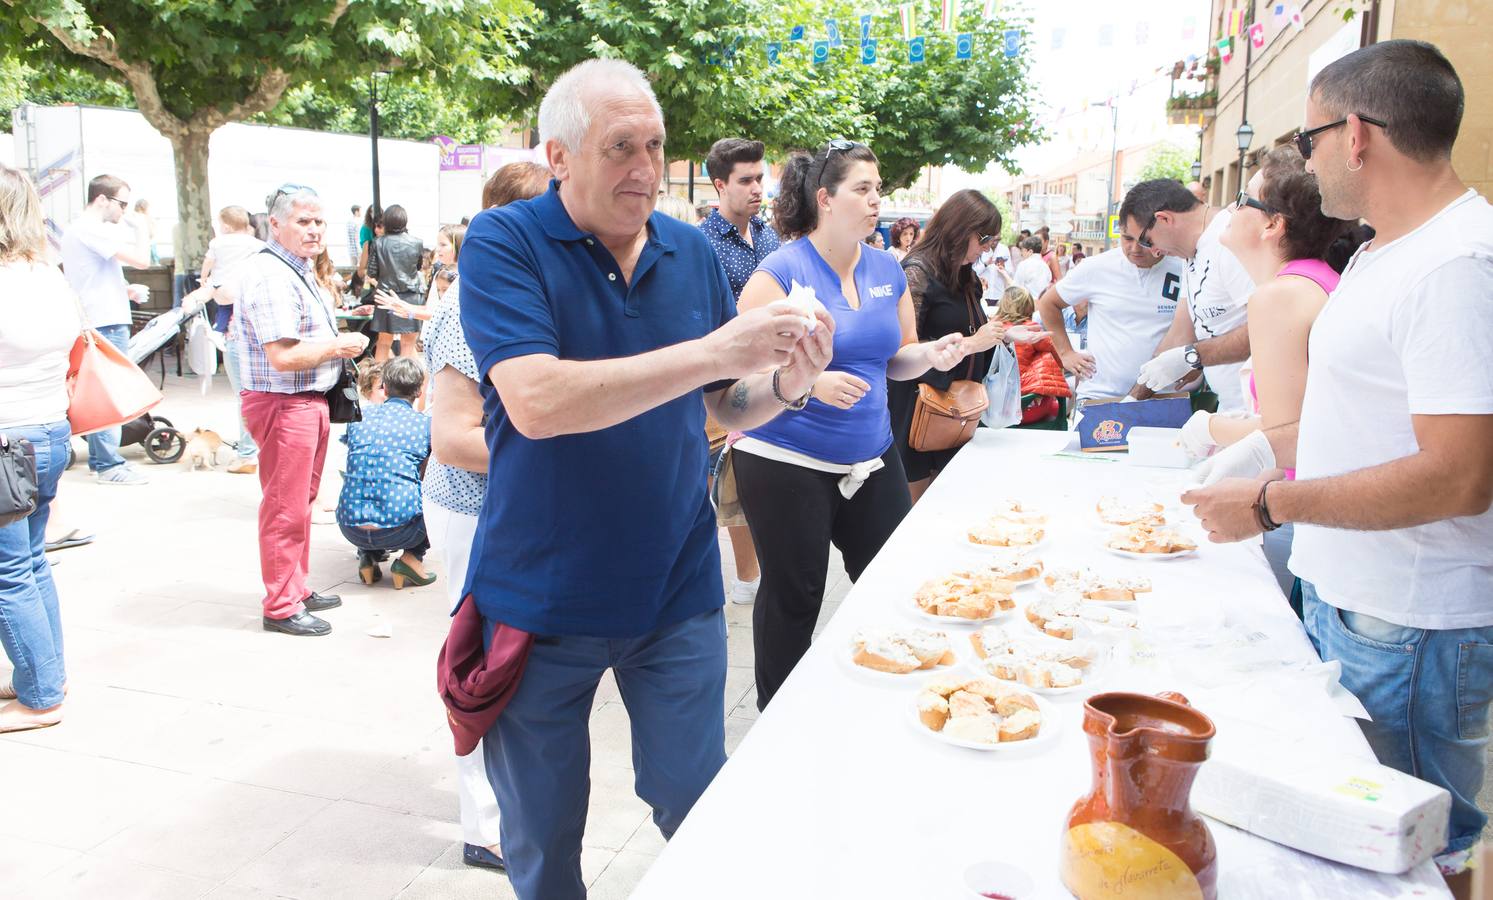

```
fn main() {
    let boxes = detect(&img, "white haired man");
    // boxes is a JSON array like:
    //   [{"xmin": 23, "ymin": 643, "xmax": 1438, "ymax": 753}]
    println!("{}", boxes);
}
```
[
  {"xmin": 1186, "ymin": 41, "xmax": 1493, "ymax": 891},
  {"xmin": 458, "ymin": 59, "xmax": 835, "ymax": 899},
  {"xmin": 233, "ymin": 186, "xmax": 369, "ymax": 637}
]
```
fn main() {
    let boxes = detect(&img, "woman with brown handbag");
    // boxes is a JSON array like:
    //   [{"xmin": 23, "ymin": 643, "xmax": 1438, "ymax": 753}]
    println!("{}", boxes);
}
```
[
  {"xmin": 0, "ymin": 165, "xmax": 76, "ymax": 732},
  {"xmin": 730, "ymin": 140, "xmax": 968, "ymax": 710},
  {"xmin": 889, "ymin": 190, "xmax": 1049, "ymax": 503}
]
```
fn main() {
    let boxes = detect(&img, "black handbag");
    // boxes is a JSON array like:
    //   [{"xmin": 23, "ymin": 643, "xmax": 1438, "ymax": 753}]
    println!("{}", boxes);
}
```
[
  {"xmin": 0, "ymin": 434, "xmax": 39, "ymax": 528},
  {"xmin": 325, "ymin": 358, "xmax": 363, "ymax": 424}
]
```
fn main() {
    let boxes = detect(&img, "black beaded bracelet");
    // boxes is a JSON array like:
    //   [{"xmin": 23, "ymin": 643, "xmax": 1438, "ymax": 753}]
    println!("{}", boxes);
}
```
[{"xmin": 1254, "ymin": 480, "xmax": 1282, "ymax": 533}]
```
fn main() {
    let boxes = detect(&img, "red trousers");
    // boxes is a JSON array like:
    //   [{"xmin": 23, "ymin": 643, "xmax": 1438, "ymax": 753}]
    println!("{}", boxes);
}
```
[{"xmin": 241, "ymin": 391, "xmax": 330, "ymax": 619}]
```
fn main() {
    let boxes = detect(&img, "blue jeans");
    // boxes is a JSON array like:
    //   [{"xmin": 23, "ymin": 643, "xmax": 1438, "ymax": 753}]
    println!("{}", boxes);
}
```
[
  {"xmin": 338, "ymin": 514, "xmax": 429, "ymax": 560},
  {"xmin": 0, "ymin": 421, "xmax": 69, "ymax": 709},
  {"xmin": 222, "ymin": 344, "xmax": 258, "ymax": 460},
  {"xmin": 84, "ymin": 324, "xmax": 131, "ymax": 473},
  {"xmin": 1301, "ymin": 581, "xmax": 1493, "ymax": 857},
  {"xmin": 482, "ymin": 607, "xmax": 728, "ymax": 900}
]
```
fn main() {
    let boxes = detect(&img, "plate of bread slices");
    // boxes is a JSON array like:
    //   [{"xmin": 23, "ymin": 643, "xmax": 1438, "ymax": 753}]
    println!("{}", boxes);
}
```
[
  {"xmin": 955, "ymin": 549, "xmax": 1044, "ymax": 586},
  {"xmin": 966, "ymin": 623, "xmax": 1108, "ymax": 695},
  {"xmin": 1039, "ymin": 565, "xmax": 1152, "ymax": 605},
  {"xmin": 910, "ymin": 674, "xmax": 1057, "ymax": 751},
  {"xmin": 843, "ymin": 628, "xmax": 959, "ymax": 684},
  {"xmin": 912, "ymin": 570, "xmax": 1018, "ymax": 624},
  {"xmin": 1023, "ymin": 594, "xmax": 1139, "ymax": 640},
  {"xmin": 1104, "ymin": 523, "xmax": 1198, "ymax": 560},
  {"xmin": 1095, "ymin": 496, "xmax": 1169, "ymax": 528},
  {"xmin": 964, "ymin": 500, "xmax": 1048, "ymax": 550}
]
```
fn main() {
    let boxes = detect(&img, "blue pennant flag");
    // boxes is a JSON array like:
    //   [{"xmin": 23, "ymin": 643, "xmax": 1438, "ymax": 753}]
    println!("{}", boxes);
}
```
[
  {"xmin": 825, "ymin": 18, "xmax": 843, "ymax": 48},
  {"xmin": 1003, "ymin": 28, "xmax": 1020, "ymax": 58},
  {"xmin": 790, "ymin": 24, "xmax": 805, "ymax": 41},
  {"xmin": 956, "ymin": 32, "xmax": 973, "ymax": 59},
  {"xmin": 860, "ymin": 13, "xmax": 873, "ymax": 43},
  {"xmin": 812, "ymin": 40, "xmax": 831, "ymax": 64},
  {"xmin": 861, "ymin": 38, "xmax": 878, "ymax": 64},
  {"xmin": 908, "ymin": 35, "xmax": 926, "ymax": 63},
  {"xmin": 766, "ymin": 42, "xmax": 782, "ymax": 65}
]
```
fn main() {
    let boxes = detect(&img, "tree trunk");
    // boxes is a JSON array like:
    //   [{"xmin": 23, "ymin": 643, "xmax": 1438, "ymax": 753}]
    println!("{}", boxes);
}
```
[{"xmin": 170, "ymin": 127, "xmax": 214, "ymax": 276}]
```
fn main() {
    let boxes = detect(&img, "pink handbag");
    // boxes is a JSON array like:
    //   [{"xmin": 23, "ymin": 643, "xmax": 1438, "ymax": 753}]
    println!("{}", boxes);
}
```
[{"xmin": 66, "ymin": 328, "xmax": 163, "ymax": 436}]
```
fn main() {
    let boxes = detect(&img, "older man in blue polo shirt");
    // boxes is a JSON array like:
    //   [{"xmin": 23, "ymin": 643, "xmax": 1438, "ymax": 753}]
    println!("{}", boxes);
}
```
[{"xmin": 459, "ymin": 59, "xmax": 835, "ymax": 900}]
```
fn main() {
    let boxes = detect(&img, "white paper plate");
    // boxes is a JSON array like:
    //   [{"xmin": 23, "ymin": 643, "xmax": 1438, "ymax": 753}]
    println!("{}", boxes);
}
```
[
  {"xmin": 962, "ymin": 532, "xmax": 1049, "ymax": 553},
  {"xmin": 907, "ymin": 600, "xmax": 1016, "ymax": 627},
  {"xmin": 908, "ymin": 690, "xmax": 1061, "ymax": 752},
  {"xmin": 1033, "ymin": 578, "xmax": 1147, "ymax": 607},
  {"xmin": 1105, "ymin": 545, "xmax": 1198, "ymax": 561},
  {"xmin": 962, "ymin": 655, "xmax": 1107, "ymax": 697},
  {"xmin": 838, "ymin": 640, "xmax": 959, "ymax": 687}
]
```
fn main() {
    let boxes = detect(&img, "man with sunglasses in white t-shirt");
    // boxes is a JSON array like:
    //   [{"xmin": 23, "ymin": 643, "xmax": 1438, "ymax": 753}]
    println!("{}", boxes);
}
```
[{"xmin": 1185, "ymin": 41, "xmax": 1493, "ymax": 891}]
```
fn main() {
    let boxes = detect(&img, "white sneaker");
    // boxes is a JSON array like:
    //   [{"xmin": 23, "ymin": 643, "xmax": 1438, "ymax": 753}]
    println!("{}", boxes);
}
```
[
  {"xmin": 729, "ymin": 577, "xmax": 760, "ymax": 605},
  {"xmin": 96, "ymin": 466, "xmax": 148, "ymax": 486}
]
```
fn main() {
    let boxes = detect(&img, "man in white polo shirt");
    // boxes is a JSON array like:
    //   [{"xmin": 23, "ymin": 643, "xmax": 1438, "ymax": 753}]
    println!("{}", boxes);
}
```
[
  {"xmin": 1185, "ymin": 41, "xmax": 1493, "ymax": 888},
  {"xmin": 60, "ymin": 173, "xmax": 153, "ymax": 485},
  {"xmin": 1035, "ymin": 207, "xmax": 1185, "ymax": 401},
  {"xmin": 1120, "ymin": 179, "xmax": 1255, "ymax": 412}
]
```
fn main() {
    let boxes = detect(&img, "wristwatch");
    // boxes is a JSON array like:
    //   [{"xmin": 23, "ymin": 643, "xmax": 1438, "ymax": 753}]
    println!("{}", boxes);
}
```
[
  {"xmin": 772, "ymin": 368, "xmax": 811, "ymax": 411},
  {"xmin": 1183, "ymin": 344, "xmax": 1203, "ymax": 370}
]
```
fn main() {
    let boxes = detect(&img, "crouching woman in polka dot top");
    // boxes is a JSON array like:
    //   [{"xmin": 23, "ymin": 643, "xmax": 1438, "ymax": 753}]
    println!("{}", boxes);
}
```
[{"xmin": 335, "ymin": 357, "xmax": 438, "ymax": 589}]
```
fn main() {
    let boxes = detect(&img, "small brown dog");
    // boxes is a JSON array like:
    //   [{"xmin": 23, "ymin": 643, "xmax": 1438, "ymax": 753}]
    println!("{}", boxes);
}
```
[{"xmin": 183, "ymin": 428, "xmax": 224, "ymax": 470}]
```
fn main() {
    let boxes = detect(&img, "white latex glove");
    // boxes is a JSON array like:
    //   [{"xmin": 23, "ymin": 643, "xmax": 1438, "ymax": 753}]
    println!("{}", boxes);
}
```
[
  {"xmin": 127, "ymin": 283, "xmax": 150, "ymax": 304},
  {"xmin": 1136, "ymin": 346, "xmax": 1198, "ymax": 393},
  {"xmin": 1178, "ymin": 410, "xmax": 1218, "ymax": 460},
  {"xmin": 1191, "ymin": 429, "xmax": 1276, "ymax": 487}
]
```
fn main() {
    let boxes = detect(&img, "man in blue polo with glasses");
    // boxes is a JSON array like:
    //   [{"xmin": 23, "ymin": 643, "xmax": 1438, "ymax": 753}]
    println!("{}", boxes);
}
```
[{"xmin": 1118, "ymin": 178, "xmax": 1255, "ymax": 413}]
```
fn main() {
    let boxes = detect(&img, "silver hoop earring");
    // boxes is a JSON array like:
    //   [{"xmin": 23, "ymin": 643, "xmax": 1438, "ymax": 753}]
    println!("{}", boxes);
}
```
[{"xmin": 1347, "ymin": 157, "xmax": 1364, "ymax": 173}]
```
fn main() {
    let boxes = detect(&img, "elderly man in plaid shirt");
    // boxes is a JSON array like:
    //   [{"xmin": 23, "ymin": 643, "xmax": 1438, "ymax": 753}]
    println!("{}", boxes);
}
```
[{"xmin": 232, "ymin": 186, "xmax": 369, "ymax": 636}]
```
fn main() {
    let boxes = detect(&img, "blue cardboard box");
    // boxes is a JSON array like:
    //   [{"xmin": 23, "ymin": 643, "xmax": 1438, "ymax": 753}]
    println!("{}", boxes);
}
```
[{"xmin": 1075, "ymin": 394, "xmax": 1193, "ymax": 452}]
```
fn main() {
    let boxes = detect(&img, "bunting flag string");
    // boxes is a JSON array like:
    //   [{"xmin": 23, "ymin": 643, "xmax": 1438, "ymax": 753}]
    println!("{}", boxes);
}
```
[
  {"xmin": 861, "ymin": 39, "xmax": 879, "ymax": 65},
  {"xmin": 899, "ymin": 3, "xmax": 916, "ymax": 40},
  {"xmin": 940, "ymin": 0, "xmax": 959, "ymax": 33},
  {"xmin": 860, "ymin": 13, "xmax": 873, "ymax": 43},
  {"xmin": 1216, "ymin": 36, "xmax": 1234, "ymax": 63},
  {"xmin": 1248, "ymin": 22, "xmax": 1265, "ymax": 49},
  {"xmin": 825, "ymin": 18, "xmax": 843, "ymax": 48},
  {"xmin": 1003, "ymin": 28, "xmax": 1021, "ymax": 59},
  {"xmin": 1227, "ymin": 8, "xmax": 1243, "ymax": 36},
  {"xmin": 908, "ymin": 35, "xmax": 927, "ymax": 63},
  {"xmin": 956, "ymin": 32, "xmax": 974, "ymax": 60},
  {"xmin": 982, "ymin": 0, "xmax": 1000, "ymax": 19}
]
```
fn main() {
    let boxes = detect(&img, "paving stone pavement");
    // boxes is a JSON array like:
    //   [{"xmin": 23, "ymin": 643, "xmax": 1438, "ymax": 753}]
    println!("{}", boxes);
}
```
[{"xmin": 1, "ymin": 372, "xmax": 852, "ymax": 899}]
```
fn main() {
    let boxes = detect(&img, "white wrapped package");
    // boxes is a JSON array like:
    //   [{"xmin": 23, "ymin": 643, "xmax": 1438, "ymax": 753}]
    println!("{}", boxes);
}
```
[
  {"xmin": 784, "ymin": 279, "xmax": 827, "ymax": 333},
  {"xmin": 1192, "ymin": 718, "xmax": 1451, "ymax": 874},
  {"xmin": 1126, "ymin": 425, "xmax": 1192, "ymax": 468}
]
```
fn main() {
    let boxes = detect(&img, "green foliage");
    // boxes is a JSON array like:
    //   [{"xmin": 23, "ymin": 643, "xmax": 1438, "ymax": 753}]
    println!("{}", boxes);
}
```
[
  {"xmin": 0, "ymin": 54, "xmax": 130, "ymax": 122},
  {"xmin": 479, "ymin": 0, "xmax": 1041, "ymax": 187},
  {"xmin": 984, "ymin": 190, "xmax": 1019, "ymax": 247},
  {"xmin": 1138, "ymin": 142, "xmax": 1197, "ymax": 184},
  {"xmin": 258, "ymin": 75, "xmax": 512, "ymax": 146}
]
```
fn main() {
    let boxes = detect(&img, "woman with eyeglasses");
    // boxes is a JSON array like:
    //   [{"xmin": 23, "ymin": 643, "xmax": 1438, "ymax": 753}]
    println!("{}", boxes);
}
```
[
  {"xmin": 889, "ymin": 189, "xmax": 1047, "ymax": 502},
  {"xmin": 1180, "ymin": 144, "xmax": 1361, "ymax": 597},
  {"xmin": 730, "ymin": 139, "xmax": 969, "ymax": 709}
]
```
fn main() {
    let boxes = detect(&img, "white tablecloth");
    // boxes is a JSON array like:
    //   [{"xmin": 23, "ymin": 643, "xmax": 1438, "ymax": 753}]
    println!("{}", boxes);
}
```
[{"xmin": 634, "ymin": 429, "xmax": 1449, "ymax": 900}]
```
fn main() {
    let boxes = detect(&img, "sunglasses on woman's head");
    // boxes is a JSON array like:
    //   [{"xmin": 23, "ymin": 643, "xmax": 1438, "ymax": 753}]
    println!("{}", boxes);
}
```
[{"xmin": 1234, "ymin": 191, "xmax": 1277, "ymax": 216}]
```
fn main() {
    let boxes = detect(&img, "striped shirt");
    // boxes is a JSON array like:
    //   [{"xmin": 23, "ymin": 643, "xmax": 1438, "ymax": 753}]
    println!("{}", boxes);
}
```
[{"xmin": 231, "ymin": 240, "xmax": 341, "ymax": 394}]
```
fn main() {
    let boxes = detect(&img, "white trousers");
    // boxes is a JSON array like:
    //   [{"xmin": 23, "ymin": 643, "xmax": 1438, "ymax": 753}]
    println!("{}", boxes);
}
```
[{"xmin": 424, "ymin": 499, "xmax": 502, "ymax": 849}]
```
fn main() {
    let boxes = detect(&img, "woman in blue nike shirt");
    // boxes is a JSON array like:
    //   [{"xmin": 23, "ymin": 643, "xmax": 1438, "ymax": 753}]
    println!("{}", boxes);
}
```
[{"xmin": 731, "ymin": 140, "xmax": 970, "ymax": 708}]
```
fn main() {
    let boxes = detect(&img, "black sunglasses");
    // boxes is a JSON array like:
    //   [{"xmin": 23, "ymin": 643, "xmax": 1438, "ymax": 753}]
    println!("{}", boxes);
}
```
[
  {"xmin": 977, "ymin": 233, "xmax": 998, "ymax": 246},
  {"xmin": 1137, "ymin": 214, "xmax": 1158, "ymax": 250},
  {"xmin": 107, "ymin": 196, "xmax": 129, "ymax": 210},
  {"xmin": 814, "ymin": 139, "xmax": 867, "ymax": 190},
  {"xmin": 1234, "ymin": 190, "xmax": 1277, "ymax": 216},
  {"xmin": 1294, "ymin": 115, "xmax": 1387, "ymax": 160}
]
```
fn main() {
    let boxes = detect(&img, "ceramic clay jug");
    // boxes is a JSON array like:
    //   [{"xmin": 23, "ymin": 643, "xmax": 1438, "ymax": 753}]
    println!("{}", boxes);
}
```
[{"xmin": 1059, "ymin": 691, "xmax": 1218, "ymax": 899}]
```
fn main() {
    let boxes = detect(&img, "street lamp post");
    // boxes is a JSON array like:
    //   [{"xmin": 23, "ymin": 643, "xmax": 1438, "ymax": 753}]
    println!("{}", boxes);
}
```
[
  {"xmin": 1093, "ymin": 100, "xmax": 1119, "ymax": 251},
  {"xmin": 1236, "ymin": 121, "xmax": 1255, "ymax": 191},
  {"xmin": 1191, "ymin": 160, "xmax": 1203, "ymax": 181},
  {"xmin": 369, "ymin": 72, "xmax": 389, "ymax": 217}
]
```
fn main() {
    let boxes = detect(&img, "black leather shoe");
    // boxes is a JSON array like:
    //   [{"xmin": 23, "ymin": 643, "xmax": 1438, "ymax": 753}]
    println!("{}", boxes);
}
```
[
  {"xmin": 462, "ymin": 843, "xmax": 507, "ymax": 871},
  {"xmin": 302, "ymin": 591, "xmax": 342, "ymax": 612},
  {"xmin": 262, "ymin": 611, "xmax": 332, "ymax": 636}
]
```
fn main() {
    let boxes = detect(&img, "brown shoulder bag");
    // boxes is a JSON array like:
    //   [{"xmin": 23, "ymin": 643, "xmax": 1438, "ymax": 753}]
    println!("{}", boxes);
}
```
[{"xmin": 907, "ymin": 288, "xmax": 987, "ymax": 453}]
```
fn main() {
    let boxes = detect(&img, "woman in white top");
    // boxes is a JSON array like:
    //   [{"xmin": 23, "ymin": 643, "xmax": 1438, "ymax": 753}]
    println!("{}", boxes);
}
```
[
  {"xmin": 0, "ymin": 165, "xmax": 79, "ymax": 733},
  {"xmin": 994, "ymin": 235, "xmax": 1054, "ymax": 299}
]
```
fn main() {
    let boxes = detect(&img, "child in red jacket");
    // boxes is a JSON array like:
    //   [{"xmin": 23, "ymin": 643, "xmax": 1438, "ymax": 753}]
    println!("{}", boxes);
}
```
[{"xmin": 996, "ymin": 286, "xmax": 1072, "ymax": 424}]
